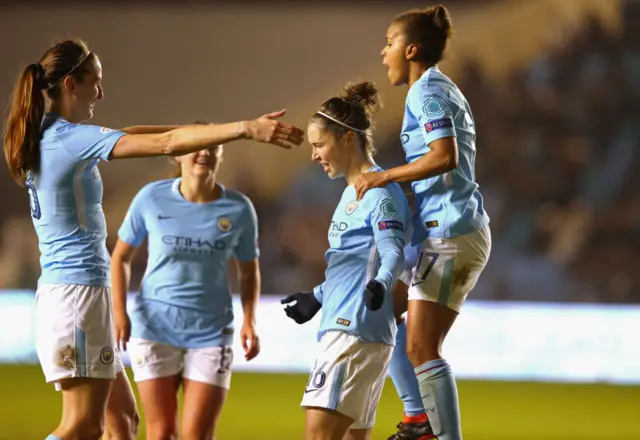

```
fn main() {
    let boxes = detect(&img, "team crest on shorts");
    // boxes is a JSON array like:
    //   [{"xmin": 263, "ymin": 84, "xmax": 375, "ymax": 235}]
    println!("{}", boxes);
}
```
[
  {"xmin": 99, "ymin": 127, "xmax": 113, "ymax": 134},
  {"xmin": 345, "ymin": 201, "xmax": 358, "ymax": 215},
  {"xmin": 134, "ymin": 354, "xmax": 146, "ymax": 368},
  {"xmin": 218, "ymin": 217, "xmax": 232, "ymax": 232},
  {"xmin": 56, "ymin": 345, "xmax": 76, "ymax": 370},
  {"xmin": 100, "ymin": 346, "xmax": 114, "ymax": 365}
]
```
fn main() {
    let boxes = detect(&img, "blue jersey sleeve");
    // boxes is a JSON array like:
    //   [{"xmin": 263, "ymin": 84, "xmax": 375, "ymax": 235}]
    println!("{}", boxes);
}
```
[
  {"xmin": 118, "ymin": 188, "xmax": 149, "ymax": 247},
  {"xmin": 234, "ymin": 198, "xmax": 260, "ymax": 262},
  {"xmin": 313, "ymin": 283, "xmax": 324, "ymax": 303},
  {"xmin": 367, "ymin": 188, "xmax": 408, "ymax": 293},
  {"xmin": 375, "ymin": 238, "xmax": 404, "ymax": 294},
  {"xmin": 58, "ymin": 124, "xmax": 125, "ymax": 161},
  {"xmin": 408, "ymin": 86, "xmax": 457, "ymax": 146},
  {"xmin": 367, "ymin": 188, "xmax": 408, "ymax": 243}
]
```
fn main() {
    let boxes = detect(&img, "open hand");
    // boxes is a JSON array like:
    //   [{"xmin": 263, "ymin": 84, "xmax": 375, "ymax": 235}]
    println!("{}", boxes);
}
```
[{"xmin": 244, "ymin": 109, "xmax": 305, "ymax": 149}]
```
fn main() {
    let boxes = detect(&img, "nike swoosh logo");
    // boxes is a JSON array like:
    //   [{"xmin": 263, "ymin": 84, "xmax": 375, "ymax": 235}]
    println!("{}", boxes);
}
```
[
  {"xmin": 158, "ymin": 215, "xmax": 171, "ymax": 220},
  {"xmin": 304, "ymin": 388, "xmax": 318, "ymax": 394}
]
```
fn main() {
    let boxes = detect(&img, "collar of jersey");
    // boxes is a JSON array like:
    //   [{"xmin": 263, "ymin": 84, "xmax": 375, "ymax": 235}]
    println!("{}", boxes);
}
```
[
  {"xmin": 171, "ymin": 177, "xmax": 226, "ymax": 205},
  {"xmin": 408, "ymin": 65, "xmax": 439, "ymax": 96},
  {"xmin": 40, "ymin": 112, "xmax": 66, "ymax": 136}
]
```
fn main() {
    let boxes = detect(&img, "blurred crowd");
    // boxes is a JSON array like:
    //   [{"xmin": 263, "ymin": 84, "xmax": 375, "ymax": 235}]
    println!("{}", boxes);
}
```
[
  {"xmin": 253, "ymin": 4, "xmax": 640, "ymax": 304},
  {"xmin": 1, "ymin": 3, "xmax": 639, "ymax": 304},
  {"xmin": 461, "ymin": 7, "xmax": 640, "ymax": 304}
]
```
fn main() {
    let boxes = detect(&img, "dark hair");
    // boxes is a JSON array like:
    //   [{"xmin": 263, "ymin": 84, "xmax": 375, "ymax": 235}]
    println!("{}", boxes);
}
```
[
  {"xmin": 310, "ymin": 80, "xmax": 382, "ymax": 156},
  {"xmin": 393, "ymin": 4, "xmax": 453, "ymax": 65},
  {"xmin": 3, "ymin": 39, "xmax": 95, "ymax": 185}
]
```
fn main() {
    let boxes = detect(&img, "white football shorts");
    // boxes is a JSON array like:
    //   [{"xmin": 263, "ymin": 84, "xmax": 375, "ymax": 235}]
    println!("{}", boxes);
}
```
[
  {"xmin": 127, "ymin": 337, "xmax": 233, "ymax": 389},
  {"xmin": 300, "ymin": 331, "xmax": 392, "ymax": 430},
  {"xmin": 402, "ymin": 226, "xmax": 491, "ymax": 312},
  {"xmin": 35, "ymin": 283, "xmax": 123, "ymax": 390}
]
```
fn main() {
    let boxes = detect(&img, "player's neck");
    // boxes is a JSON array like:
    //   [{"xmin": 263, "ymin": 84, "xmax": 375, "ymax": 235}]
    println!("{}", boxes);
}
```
[
  {"xmin": 179, "ymin": 175, "xmax": 220, "ymax": 203},
  {"xmin": 345, "ymin": 157, "xmax": 375, "ymax": 186},
  {"xmin": 408, "ymin": 63, "xmax": 433, "ymax": 88},
  {"xmin": 47, "ymin": 100, "xmax": 79, "ymax": 123}
]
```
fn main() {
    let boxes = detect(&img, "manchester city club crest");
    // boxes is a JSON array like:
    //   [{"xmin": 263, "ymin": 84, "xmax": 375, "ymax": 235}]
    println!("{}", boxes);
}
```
[
  {"xmin": 345, "ymin": 201, "xmax": 358, "ymax": 215},
  {"xmin": 100, "ymin": 346, "xmax": 114, "ymax": 365},
  {"xmin": 218, "ymin": 217, "xmax": 233, "ymax": 232},
  {"xmin": 134, "ymin": 354, "xmax": 146, "ymax": 368}
]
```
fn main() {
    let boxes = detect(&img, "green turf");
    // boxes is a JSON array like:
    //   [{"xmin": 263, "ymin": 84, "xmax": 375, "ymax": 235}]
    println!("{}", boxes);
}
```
[{"xmin": 1, "ymin": 365, "xmax": 639, "ymax": 439}]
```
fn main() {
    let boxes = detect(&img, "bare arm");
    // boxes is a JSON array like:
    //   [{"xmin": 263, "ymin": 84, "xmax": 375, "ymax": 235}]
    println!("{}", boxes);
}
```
[
  {"xmin": 236, "ymin": 258, "xmax": 261, "ymax": 361},
  {"xmin": 111, "ymin": 239, "xmax": 140, "ymax": 350},
  {"xmin": 111, "ymin": 122, "xmax": 241, "ymax": 159},
  {"xmin": 119, "ymin": 125, "xmax": 183, "ymax": 135},
  {"xmin": 383, "ymin": 137, "xmax": 459, "ymax": 184},
  {"xmin": 354, "ymin": 137, "xmax": 458, "ymax": 200},
  {"xmin": 237, "ymin": 258, "xmax": 261, "ymax": 328},
  {"xmin": 393, "ymin": 280, "xmax": 409, "ymax": 322},
  {"xmin": 110, "ymin": 109, "xmax": 304, "ymax": 160},
  {"xmin": 111, "ymin": 239, "xmax": 138, "ymax": 315}
]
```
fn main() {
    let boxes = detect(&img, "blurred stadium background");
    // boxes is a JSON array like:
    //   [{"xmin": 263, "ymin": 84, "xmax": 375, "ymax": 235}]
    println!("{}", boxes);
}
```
[{"xmin": 1, "ymin": 0, "xmax": 639, "ymax": 438}]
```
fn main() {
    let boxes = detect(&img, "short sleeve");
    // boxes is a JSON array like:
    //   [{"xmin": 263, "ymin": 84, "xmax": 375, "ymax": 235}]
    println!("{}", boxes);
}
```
[
  {"xmin": 118, "ymin": 188, "xmax": 149, "ymax": 247},
  {"xmin": 234, "ymin": 198, "xmax": 260, "ymax": 262},
  {"xmin": 313, "ymin": 283, "xmax": 324, "ymax": 303},
  {"xmin": 367, "ymin": 188, "xmax": 408, "ymax": 245},
  {"xmin": 59, "ymin": 124, "xmax": 126, "ymax": 162},
  {"xmin": 407, "ymin": 86, "xmax": 456, "ymax": 146}
]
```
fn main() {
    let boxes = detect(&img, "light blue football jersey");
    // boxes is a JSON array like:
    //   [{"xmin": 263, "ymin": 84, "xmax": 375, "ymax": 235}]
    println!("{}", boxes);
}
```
[
  {"xmin": 312, "ymin": 166, "xmax": 409, "ymax": 346},
  {"xmin": 29, "ymin": 114, "xmax": 126, "ymax": 287},
  {"xmin": 402, "ymin": 66, "xmax": 489, "ymax": 243},
  {"xmin": 118, "ymin": 179, "xmax": 259, "ymax": 348}
]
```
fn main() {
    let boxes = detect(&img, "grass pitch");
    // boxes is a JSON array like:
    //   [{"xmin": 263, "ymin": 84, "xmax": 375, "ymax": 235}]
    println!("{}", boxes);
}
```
[{"xmin": 0, "ymin": 365, "xmax": 638, "ymax": 439}]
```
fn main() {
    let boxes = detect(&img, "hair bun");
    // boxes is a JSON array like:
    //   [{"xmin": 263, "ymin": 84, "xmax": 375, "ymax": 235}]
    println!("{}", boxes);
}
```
[
  {"xmin": 340, "ymin": 80, "xmax": 381, "ymax": 117},
  {"xmin": 429, "ymin": 5, "xmax": 452, "ymax": 32}
]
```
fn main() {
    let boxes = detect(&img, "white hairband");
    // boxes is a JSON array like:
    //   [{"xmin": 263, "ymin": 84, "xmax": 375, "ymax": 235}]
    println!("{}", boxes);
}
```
[{"xmin": 316, "ymin": 111, "xmax": 367, "ymax": 133}]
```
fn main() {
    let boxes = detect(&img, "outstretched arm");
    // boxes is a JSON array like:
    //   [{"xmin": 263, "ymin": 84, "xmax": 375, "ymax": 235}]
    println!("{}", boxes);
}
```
[{"xmin": 110, "ymin": 109, "xmax": 304, "ymax": 159}]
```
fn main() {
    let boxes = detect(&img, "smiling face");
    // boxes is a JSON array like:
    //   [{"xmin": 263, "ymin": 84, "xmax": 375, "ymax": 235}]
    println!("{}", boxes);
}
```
[
  {"xmin": 63, "ymin": 56, "xmax": 104, "ymax": 122},
  {"xmin": 308, "ymin": 121, "xmax": 357, "ymax": 180},
  {"xmin": 176, "ymin": 145, "xmax": 224, "ymax": 179}
]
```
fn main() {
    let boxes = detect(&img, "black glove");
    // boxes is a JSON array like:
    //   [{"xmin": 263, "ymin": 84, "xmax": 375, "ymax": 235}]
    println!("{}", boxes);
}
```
[
  {"xmin": 364, "ymin": 279, "xmax": 385, "ymax": 311},
  {"xmin": 281, "ymin": 291, "xmax": 322, "ymax": 324}
]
